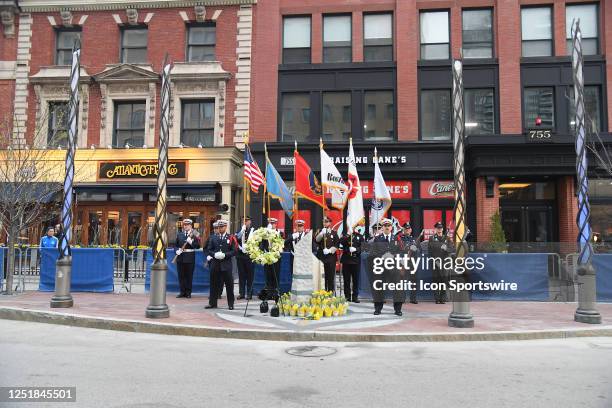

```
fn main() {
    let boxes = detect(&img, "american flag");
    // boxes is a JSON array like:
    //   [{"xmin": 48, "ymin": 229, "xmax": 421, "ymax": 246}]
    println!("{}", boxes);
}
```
[{"xmin": 244, "ymin": 144, "xmax": 265, "ymax": 193}]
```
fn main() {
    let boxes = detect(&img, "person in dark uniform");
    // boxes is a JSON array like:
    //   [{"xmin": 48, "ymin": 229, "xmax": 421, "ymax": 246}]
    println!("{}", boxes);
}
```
[
  {"xmin": 370, "ymin": 218, "xmax": 404, "ymax": 316},
  {"xmin": 263, "ymin": 217, "xmax": 284, "ymax": 291},
  {"xmin": 428, "ymin": 221, "xmax": 452, "ymax": 304},
  {"xmin": 175, "ymin": 219, "xmax": 201, "ymax": 299},
  {"xmin": 285, "ymin": 219, "xmax": 307, "ymax": 253},
  {"xmin": 205, "ymin": 219, "xmax": 236, "ymax": 310},
  {"xmin": 396, "ymin": 222, "xmax": 423, "ymax": 304},
  {"xmin": 339, "ymin": 227, "xmax": 364, "ymax": 303},
  {"xmin": 315, "ymin": 216, "xmax": 340, "ymax": 292},
  {"xmin": 235, "ymin": 216, "xmax": 254, "ymax": 300}
]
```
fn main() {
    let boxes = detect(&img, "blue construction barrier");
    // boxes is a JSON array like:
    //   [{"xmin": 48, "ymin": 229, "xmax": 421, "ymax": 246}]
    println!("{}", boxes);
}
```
[
  {"xmin": 252, "ymin": 252, "xmax": 293, "ymax": 295},
  {"xmin": 39, "ymin": 248, "xmax": 114, "ymax": 292},
  {"xmin": 145, "ymin": 249, "xmax": 210, "ymax": 294},
  {"xmin": 145, "ymin": 250, "xmax": 293, "ymax": 295},
  {"xmin": 358, "ymin": 252, "xmax": 550, "ymax": 301},
  {"xmin": 593, "ymin": 254, "xmax": 612, "ymax": 302}
]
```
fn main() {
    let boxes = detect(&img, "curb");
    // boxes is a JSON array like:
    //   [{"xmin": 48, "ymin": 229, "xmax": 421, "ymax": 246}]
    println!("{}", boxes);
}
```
[{"xmin": 1, "ymin": 306, "xmax": 612, "ymax": 342}]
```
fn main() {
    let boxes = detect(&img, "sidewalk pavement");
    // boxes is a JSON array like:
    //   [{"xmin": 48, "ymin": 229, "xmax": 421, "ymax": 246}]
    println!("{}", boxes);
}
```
[{"xmin": 0, "ymin": 291, "xmax": 610, "ymax": 342}]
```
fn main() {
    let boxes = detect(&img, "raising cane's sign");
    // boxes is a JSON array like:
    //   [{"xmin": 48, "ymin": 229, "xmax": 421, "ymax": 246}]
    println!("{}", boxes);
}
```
[{"xmin": 420, "ymin": 180, "xmax": 455, "ymax": 199}]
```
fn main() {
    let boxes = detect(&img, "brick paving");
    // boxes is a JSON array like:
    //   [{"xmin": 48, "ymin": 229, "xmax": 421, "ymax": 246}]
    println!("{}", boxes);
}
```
[{"xmin": 1, "ymin": 292, "xmax": 611, "ymax": 338}]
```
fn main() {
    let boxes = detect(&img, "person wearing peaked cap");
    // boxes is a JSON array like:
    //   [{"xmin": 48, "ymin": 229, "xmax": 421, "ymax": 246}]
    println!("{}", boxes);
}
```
[
  {"xmin": 370, "ymin": 216, "xmax": 404, "ymax": 316},
  {"xmin": 205, "ymin": 219, "xmax": 237, "ymax": 310},
  {"xmin": 175, "ymin": 218, "xmax": 201, "ymax": 299},
  {"xmin": 315, "ymin": 216, "xmax": 340, "ymax": 292},
  {"xmin": 397, "ymin": 221, "xmax": 423, "ymax": 304},
  {"xmin": 428, "ymin": 221, "xmax": 452, "ymax": 304},
  {"xmin": 339, "ymin": 226, "xmax": 364, "ymax": 303},
  {"xmin": 263, "ymin": 216, "xmax": 283, "ymax": 292},
  {"xmin": 236, "ymin": 216, "xmax": 255, "ymax": 300},
  {"xmin": 286, "ymin": 220, "xmax": 306, "ymax": 254}
]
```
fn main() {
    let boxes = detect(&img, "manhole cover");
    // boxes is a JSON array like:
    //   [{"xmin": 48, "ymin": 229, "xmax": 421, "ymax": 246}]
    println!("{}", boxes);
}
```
[{"xmin": 285, "ymin": 346, "xmax": 337, "ymax": 358}]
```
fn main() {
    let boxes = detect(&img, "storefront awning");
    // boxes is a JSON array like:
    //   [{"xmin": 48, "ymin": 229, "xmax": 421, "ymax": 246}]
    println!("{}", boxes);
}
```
[{"xmin": 75, "ymin": 183, "xmax": 219, "ymax": 195}]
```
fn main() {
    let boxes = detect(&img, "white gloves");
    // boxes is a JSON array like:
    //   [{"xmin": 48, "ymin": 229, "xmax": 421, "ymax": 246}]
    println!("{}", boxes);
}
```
[
  {"xmin": 349, "ymin": 246, "xmax": 356, "ymax": 253},
  {"xmin": 323, "ymin": 248, "xmax": 330, "ymax": 255},
  {"xmin": 186, "ymin": 237, "xmax": 193, "ymax": 245},
  {"xmin": 214, "ymin": 251, "xmax": 225, "ymax": 260},
  {"xmin": 175, "ymin": 248, "xmax": 183, "ymax": 256},
  {"xmin": 241, "ymin": 247, "xmax": 248, "ymax": 253},
  {"xmin": 206, "ymin": 255, "xmax": 212, "ymax": 261},
  {"xmin": 441, "ymin": 244, "xmax": 447, "ymax": 252},
  {"xmin": 240, "ymin": 225, "xmax": 246, "ymax": 231},
  {"xmin": 292, "ymin": 232, "xmax": 299, "ymax": 239},
  {"xmin": 410, "ymin": 245, "xmax": 418, "ymax": 252},
  {"xmin": 330, "ymin": 246, "xmax": 337, "ymax": 254}
]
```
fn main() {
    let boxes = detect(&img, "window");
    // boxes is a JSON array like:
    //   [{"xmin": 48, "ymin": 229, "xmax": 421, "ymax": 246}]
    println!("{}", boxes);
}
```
[
  {"xmin": 566, "ymin": 4, "xmax": 599, "ymax": 55},
  {"xmin": 420, "ymin": 11, "xmax": 449, "ymax": 60},
  {"xmin": 364, "ymin": 13, "xmax": 393, "ymax": 62},
  {"xmin": 462, "ymin": 9, "xmax": 492, "ymax": 58},
  {"xmin": 187, "ymin": 24, "xmax": 216, "ymax": 62},
  {"xmin": 523, "ymin": 87, "xmax": 554, "ymax": 129},
  {"xmin": 48, "ymin": 102, "xmax": 69, "ymax": 147},
  {"xmin": 121, "ymin": 27, "xmax": 148, "ymax": 63},
  {"xmin": 465, "ymin": 88, "xmax": 495, "ymax": 135},
  {"xmin": 113, "ymin": 101, "xmax": 145, "ymax": 147},
  {"xmin": 521, "ymin": 7, "xmax": 552, "ymax": 57},
  {"xmin": 281, "ymin": 93, "xmax": 310, "ymax": 141},
  {"xmin": 421, "ymin": 90, "xmax": 451, "ymax": 140},
  {"xmin": 181, "ymin": 100, "xmax": 215, "ymax": 147},
  {"xmin": 323, "ymin": 15, "xmax": 351, "ymax": 63},
  {"xmin": 322, "ymin": 92, "xmax": 351, "ymax": 141},
  {"xmin": 283, "ymin": 16, "xmax": 311, "ymax": 64},
  {"xmin": 56, "ymin": 29, "xmax": 81, "ymax": 65},
  {"xmin": 364, "ymin": 91, "xmax": 394, "ymax": 141},
  {"xmin": 568, "ymin": 86, "xmax": 601, "ymax": 133}
]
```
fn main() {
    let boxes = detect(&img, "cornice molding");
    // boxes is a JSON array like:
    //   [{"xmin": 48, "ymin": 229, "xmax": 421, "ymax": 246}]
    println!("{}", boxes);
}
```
[{"xmin": 19, "ymin": 0, "xmax": 256, "ymax": 12}]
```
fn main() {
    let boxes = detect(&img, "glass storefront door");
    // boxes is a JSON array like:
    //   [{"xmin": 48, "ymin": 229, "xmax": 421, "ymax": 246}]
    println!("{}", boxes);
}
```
[{"xmin": 501, "ymin": 205, "xmax": 555, "ymax": 243}]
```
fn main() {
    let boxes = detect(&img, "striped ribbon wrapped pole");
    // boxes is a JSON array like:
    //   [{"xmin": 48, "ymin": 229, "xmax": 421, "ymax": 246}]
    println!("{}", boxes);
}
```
[
  {"xmin": 571, "ymin": 20, "xmax": 601, "ymax": 324},
  {"xmin": 51, "ymin": 42, "xmax": 80, "ymax": 308},
  {"xmin": 448, "ymin": 59, "xmax": 474, "ymax": 328},
  {"xmin": 146, "ymin": 56, "xmax": 171, "ymax": 318}
]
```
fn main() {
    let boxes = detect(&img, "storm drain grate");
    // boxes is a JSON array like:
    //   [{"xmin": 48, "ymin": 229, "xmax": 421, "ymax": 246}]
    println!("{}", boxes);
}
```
[{"xmin": 285, "ymin": 346, "xmax": 338, "ymax": 357}]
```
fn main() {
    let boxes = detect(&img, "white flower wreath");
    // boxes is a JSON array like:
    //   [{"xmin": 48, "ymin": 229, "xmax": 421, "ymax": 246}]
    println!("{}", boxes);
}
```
[{"xmin": 245, "ymin": 227, "xmax": 285, "ymax": 265}]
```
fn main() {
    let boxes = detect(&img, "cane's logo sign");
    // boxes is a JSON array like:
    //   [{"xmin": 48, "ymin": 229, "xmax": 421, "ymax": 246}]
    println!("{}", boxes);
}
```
[
  {"xmin": 421, "ymin": 180, "xmax": 455, "ymax": 199},
  {"xmin": 98, "ymin": 161, "xmax": 187, "ymax": 180}
]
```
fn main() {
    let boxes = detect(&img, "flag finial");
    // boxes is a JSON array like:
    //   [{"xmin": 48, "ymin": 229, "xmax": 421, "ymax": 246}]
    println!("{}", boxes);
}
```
[{"xmin": 319, "ymin": 138, "xmax": 323, "ymax": 149}]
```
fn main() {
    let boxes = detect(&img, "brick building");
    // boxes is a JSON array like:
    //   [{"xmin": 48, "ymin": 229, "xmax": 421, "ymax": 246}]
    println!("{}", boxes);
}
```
[
  {"xmin": 0, "ymin": 0, "xmax": 255, "ymax": 245},
  {"xmin": 248, "ymin": 0, "xmax": 612, "ymax": 246}
]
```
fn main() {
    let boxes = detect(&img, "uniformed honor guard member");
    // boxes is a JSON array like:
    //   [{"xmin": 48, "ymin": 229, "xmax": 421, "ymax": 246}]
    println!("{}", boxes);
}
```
[
  {"xmin": 235, "ymin": 216, "xmax": 255, "ymax": 300},
  {"xmin": 285, "ymin": 219, "xmax": 307, "ymax": 253},
  {"xmin": 205, "ymin": 221, "xmax": 223, "ymax": 300},
  {"xmin": 205, "ymin": 219, "xmax": 237, "ymax": 310},
  {"xmin": 396, "ymin": 222, "xmax": 423, "ymax": 304},
  {"xmin": 370, "ymin": 218, "xmax": 405, "ymax": 316},
  {"xmin": 264, "ymin": 217, "xmax": 283, "ymax": 290},
  {"xmin": 428, "ymin": 221, "xmax": 452, "ymax": 304},
  {"xmin": 315, "ymin": 216, "xmax": 340, "ymax": 292},
  {"xmin": 339, "ymin": 227, "xmax": 364, "ymax": 303},
  {"xmin": 175, "ymin": 219, "xmax": 201, "ymax": 299}
]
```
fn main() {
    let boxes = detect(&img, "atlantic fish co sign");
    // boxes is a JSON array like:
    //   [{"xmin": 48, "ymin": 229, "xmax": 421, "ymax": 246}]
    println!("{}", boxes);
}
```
[{"xmin": 98, "ymin": 161, "xmax": 187, "ymax": 180}]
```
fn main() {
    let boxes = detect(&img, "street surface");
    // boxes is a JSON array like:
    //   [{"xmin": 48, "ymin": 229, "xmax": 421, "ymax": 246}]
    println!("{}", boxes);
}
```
[{"xmin": 0, "ymin": 319, "xmax": 611, "ymax": 408}]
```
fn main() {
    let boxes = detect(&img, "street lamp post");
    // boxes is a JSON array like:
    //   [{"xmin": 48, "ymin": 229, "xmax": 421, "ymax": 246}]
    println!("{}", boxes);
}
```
[
  {"xmin": 51, "ymin": 43, "xmax": 79, "ymax": 308},
  {"xmin": 146, "ymin": 58, "xmax": 172, "ymax": 318},
  {"xmin": 448, "ymin": 59, "xmax": 474, "ymax": 328},
  {"xmin": 571, "ymin": 20, "xmax": 601, "ymax": 324}
]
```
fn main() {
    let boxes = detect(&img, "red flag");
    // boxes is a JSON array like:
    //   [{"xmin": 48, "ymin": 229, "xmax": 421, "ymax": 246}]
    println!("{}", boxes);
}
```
[{"xmin": 294, "ymin": 150, "xmax": 326, "ymax": 209}]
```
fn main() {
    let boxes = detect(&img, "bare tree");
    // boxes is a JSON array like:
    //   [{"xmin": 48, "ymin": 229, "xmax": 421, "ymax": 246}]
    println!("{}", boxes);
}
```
[{"xmin": 0, "ymin": 110, "xmax": 92, "ymax": 294}]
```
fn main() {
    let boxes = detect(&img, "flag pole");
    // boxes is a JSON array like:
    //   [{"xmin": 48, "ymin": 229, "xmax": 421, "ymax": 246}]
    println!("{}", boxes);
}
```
[
  {"xmin": 294, "ymin": 141, "xmax": 298, "ymax": 224},
  {"xmin": 320, "ymin": 138, "xmax": 327, "ymax": 247},
  {"xmin": 243, "ymin": 132, "xmax": 248, "ymax": 225},
  {"xmin": 264, "ymin": 143, "xmax": 270, "ymax": 218},
  {"xmin": 263, "ymin": 143, "xmax": 267, "ymax": 215}
]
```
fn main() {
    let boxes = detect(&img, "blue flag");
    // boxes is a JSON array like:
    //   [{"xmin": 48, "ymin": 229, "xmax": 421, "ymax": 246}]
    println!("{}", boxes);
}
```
[{"xmin": 266, "ymin": 158, "xmax": 294, "ymax": 219}]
